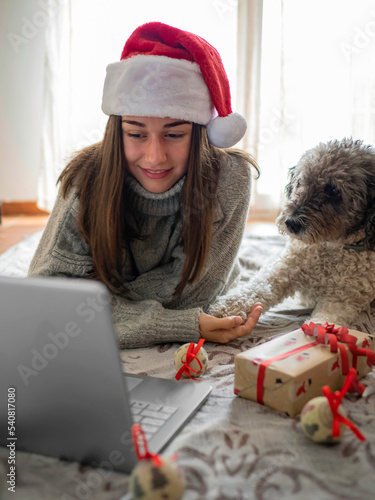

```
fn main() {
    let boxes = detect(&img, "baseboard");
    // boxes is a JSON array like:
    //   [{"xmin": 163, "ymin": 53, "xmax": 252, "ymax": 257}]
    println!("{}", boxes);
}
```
[{"xmin": 0, "ymin": 201, "xmax": 50, "ymax": 216}]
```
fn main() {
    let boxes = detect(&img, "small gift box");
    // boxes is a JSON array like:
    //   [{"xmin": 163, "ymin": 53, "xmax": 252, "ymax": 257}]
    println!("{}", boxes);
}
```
[{"xmin": 234, "ymin": 323, "xmax": 375, "ymax": 417}]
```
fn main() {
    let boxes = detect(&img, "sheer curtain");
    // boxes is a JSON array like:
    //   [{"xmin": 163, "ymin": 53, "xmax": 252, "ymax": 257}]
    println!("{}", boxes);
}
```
[
  {"xmin": 251, "ymin": 0, "xmax": 375, "ymax": 219},
  {"xmin": 236, "ymin": 0, "xmax": 263, "ymax": 158},
  {"xmin": 37, "ymin": 0, "xmax": 72, "ymax": 212}
]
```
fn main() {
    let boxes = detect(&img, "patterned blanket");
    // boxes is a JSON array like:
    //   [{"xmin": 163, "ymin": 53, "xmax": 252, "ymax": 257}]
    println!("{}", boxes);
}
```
[{"xmin": 1, "ymin": 232, "xmax": 375, "ymax": 500}]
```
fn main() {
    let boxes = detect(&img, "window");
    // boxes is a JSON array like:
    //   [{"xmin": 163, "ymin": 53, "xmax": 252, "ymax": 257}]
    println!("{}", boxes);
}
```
[{"xmin": 252, "ymin": 0, "xmax": 375, "ymax": 219}]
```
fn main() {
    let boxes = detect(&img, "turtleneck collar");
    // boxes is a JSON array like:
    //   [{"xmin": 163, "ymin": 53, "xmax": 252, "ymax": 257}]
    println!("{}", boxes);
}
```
[{"xmin": 125, "ymin": 174, "xmax": 185, "ymax": 216}]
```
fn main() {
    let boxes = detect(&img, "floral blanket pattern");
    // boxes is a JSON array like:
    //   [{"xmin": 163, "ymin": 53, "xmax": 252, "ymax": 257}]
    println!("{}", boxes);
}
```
[{"xmin": 1, "ymin": 233, "xmax": 375, "ymax": 500}]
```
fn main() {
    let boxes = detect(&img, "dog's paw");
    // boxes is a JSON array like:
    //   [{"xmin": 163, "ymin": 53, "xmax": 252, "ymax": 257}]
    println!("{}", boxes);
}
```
[
  {"xmin": 207, "ymin": 297, "xmax": 232, "ymax": 318},
  {"xmin": 223, "ymin": 302, "xmax": 248, "ymax": 321},
  {"xmin": 208, "ymin": 294, "xmax": 250, "ymax": 321}
]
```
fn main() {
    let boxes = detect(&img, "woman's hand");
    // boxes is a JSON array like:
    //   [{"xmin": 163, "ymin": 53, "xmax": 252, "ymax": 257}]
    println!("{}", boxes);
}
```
[{"xmin": 199, "ymin": 303, "xmax": 262, "ymax": 343}]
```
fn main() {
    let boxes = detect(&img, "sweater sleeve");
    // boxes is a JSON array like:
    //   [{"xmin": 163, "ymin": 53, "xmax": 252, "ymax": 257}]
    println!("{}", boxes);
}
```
[
  {"xmin": 28, "ymin": 188, "xmax": 94, "ymax": 278},
  {"xmin": 111, "ymin": 296, "xmax": 201, "ymax": 348}
]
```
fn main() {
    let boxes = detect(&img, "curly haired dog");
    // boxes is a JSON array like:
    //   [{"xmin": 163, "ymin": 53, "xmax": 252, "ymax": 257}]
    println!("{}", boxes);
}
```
[{"xmin": 208, "ymin": 138, "xmax": 375, "ymax": 327}]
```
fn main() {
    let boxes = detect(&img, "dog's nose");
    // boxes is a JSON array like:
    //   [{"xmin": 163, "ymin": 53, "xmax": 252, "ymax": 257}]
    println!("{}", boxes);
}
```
[{"xmin": 285, "ymin": 218, "xmax": 302, "ymax": 234}]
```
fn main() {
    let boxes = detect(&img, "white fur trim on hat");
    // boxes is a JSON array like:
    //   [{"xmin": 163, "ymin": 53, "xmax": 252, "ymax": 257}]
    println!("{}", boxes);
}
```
[
  {"xmin": 206, "ymin": 113, "xmax": 247, "ymax": 148},
  {"xmin": 102, "ymin": 55, "xmax": 214, "ymax": 123}
]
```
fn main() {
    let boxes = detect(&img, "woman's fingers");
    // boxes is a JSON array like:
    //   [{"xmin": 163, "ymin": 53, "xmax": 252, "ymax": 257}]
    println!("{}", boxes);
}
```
[{"xmin": 199, "ymin": 303, "xmax": 262, "ymax": 343}]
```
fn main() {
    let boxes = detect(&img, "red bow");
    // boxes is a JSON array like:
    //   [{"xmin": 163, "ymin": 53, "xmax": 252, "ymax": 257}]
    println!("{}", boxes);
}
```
[
  {"xmin": 132, "ymin": 424, "xmax": 163, "ymax": 466},
  {"xmin": 302, "ymin": 322, "xmax": 375, "ymax": 392},
  {"xmin": 175, "ymin": 339, "xmax": 206, "ymax": 381},
  {"xmin": 322, "ymin": 367, "xmax": 366, "ymax": 441}
]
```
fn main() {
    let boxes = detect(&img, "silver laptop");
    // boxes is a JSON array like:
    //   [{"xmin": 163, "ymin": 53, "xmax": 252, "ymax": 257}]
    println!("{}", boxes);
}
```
[{"xmin": 0, "ymin": 276, "xmax": 211, "ymax": 473}]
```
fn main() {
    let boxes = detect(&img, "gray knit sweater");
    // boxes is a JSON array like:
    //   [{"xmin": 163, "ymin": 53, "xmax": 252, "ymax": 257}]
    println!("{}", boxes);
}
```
[{"xmin": 28, "ymin": 153, "xmax": 251, "ymax": 348}]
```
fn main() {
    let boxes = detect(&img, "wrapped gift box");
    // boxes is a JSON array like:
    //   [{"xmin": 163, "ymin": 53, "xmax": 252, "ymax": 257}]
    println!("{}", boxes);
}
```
[{"xmin": 234, "ymin": 323, "xmax": 375, "ymax": 417}]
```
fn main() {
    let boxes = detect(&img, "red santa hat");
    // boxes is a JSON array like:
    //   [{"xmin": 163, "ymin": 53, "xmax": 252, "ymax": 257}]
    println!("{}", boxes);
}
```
[{"xmin": 101, "ymin": 22, "xmax": 247, "ymax": 148}]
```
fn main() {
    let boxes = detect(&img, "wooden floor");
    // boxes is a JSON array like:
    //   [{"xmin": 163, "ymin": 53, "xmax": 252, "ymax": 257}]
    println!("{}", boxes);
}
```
[
  {"xmin": 0, "ymin": 215, "xmax": 50, "ymax": 254},
  {"xmin": 0, "ymin": 215, "xmax": 278, "ymax": 255}
]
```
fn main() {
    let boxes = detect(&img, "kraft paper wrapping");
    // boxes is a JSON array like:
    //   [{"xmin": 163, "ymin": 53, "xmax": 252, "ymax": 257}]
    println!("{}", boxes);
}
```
[{"xmin": 234, "ymin": 326, "xmax": 375, "ymax": 417}]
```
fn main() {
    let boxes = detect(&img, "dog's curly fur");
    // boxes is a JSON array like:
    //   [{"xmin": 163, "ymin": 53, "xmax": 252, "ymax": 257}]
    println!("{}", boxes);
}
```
[{"xmin": 208, "ymin": 138, "xmax": 375, "ymax": 327}]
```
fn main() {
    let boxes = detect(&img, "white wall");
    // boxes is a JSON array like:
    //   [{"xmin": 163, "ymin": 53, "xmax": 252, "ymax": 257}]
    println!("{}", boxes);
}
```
[{"xmin": 0, "ymin": 0, "xmax": 46, "ymax": 201}]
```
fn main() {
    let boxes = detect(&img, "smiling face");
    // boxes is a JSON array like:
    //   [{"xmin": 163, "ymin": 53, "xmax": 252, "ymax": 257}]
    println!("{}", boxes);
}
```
[{"xmin": 122, "ymin": 116, "xmax": 193, "ymax": 193}]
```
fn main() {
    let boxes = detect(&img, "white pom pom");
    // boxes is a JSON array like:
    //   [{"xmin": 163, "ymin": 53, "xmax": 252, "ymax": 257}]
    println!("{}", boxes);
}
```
[{"xmin": 206, "ymin": 112, "xmax": 247, "ymax": 148}]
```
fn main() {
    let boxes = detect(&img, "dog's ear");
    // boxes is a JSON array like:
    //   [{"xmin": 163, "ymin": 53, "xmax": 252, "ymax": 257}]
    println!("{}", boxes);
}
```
[
  {"xmin": 285, "ymin": 166, "xmax": 296, "ymax": 199},
  {"xmin": 364, "ymin": 205, "xmax": 375, "ymax": 250},
  {"xmin": 364, "ymin": 162, "xmax": 375, "ymax": 250}
]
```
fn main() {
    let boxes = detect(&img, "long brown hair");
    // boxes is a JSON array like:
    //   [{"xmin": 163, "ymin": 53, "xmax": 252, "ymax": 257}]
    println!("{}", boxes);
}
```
[{"xmin": 58, "ymin": 115, "xmax": 259, "ymax": 295}]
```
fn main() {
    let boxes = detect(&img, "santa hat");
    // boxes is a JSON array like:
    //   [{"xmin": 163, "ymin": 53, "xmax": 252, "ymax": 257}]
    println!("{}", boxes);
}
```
[{"xmin": 101, "ymin": 22, "xmax": 247, "ymax": 148}]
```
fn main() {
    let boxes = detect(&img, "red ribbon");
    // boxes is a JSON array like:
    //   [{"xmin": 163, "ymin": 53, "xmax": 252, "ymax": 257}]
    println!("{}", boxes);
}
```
[
  {"xmin": 132, "ymin": 424, "xmax": 163, "ymax": 466},
  {"xmin": 322, "ymin": 367, "xmax": 366, "ymax": 441},
  {"xmin": 175, "ymin": 339, "xmax": 206, "ymax": 381},
  {"xmin": 302, "ymin": 322, "xmax": 375, "ymax": 390}
]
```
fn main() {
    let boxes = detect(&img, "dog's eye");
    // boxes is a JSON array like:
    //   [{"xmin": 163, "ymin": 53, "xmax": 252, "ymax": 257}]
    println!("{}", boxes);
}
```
[{"xmin": 324, "ymin": 183, "xmax": 340, "ymax": 198}]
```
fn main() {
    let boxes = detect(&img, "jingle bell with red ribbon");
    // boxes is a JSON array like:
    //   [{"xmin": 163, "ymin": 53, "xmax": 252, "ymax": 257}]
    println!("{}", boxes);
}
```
[
  {"xmin": 129, "ymin": 424, "xmax": 186, "ymax": 500},
  {"xmin": 174, "ymin": 339, "xmax": 208, "ymax": 380},
  {"xmin": 300, "ymin": 367, "xmax": 366, "ymax": 444}
]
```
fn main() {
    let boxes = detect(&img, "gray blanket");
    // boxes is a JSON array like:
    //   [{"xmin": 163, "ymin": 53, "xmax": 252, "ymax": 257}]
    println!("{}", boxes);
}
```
[{"xmin": 1, "ymin": 232, "xmax": 375, "ymax": 500}]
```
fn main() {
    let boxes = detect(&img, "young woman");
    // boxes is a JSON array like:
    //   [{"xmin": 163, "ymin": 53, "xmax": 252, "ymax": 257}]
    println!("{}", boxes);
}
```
[{"xmin": 28, "ymin": 22, "xmax": 262, "ymax": 348}]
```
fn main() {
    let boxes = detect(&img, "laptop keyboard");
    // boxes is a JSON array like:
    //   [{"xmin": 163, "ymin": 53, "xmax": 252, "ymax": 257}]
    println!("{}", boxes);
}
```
[{"xmin": 130, "ymin": 400, "xmax": 177, "ymax": 439}]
